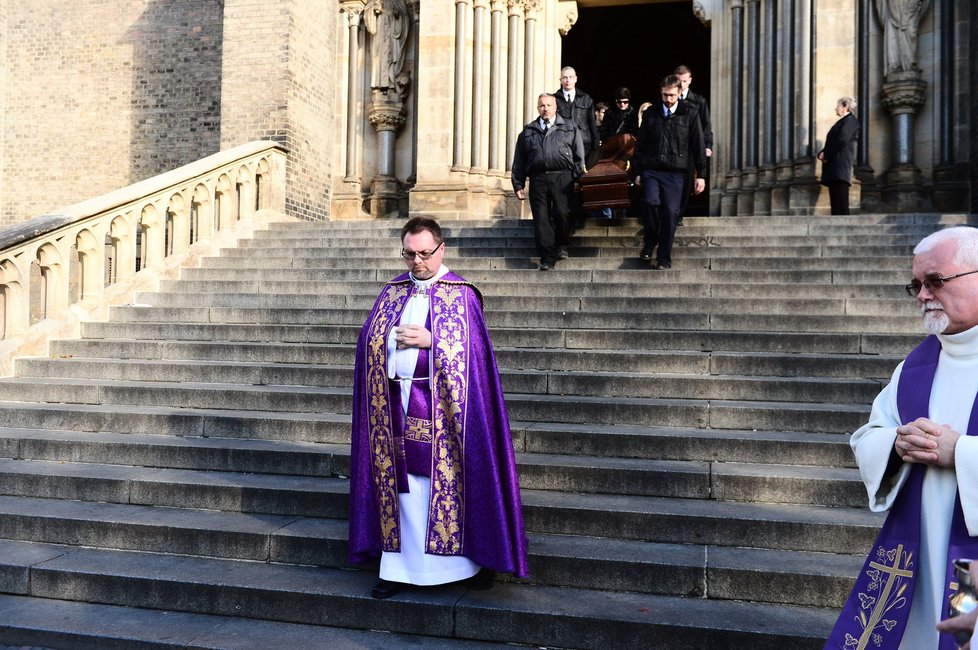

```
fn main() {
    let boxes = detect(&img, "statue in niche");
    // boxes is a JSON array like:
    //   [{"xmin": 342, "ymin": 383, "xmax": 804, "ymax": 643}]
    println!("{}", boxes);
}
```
[
  {"xmin": 874, "ymin": 0, "xmax": 932, "ymax": 75},
  {"xmin": 365, "ymin": 0, "xmax": 411, "ymax": 101}
]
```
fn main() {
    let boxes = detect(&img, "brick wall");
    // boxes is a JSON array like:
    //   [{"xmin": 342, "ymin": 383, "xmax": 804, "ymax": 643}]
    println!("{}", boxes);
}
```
[
  {"xmin": 1, "ymin": 0, "xmax": 338, "ymax": 227},
  {"xmin": 0, "ymin": 0, "xmax": 224, "ymax": 227},
  {"xmin": 220, "ymin": 0, "xmax": 336, "ymax": 222}
]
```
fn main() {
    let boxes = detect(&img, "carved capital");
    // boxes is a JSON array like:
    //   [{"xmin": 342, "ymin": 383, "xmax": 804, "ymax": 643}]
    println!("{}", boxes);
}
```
[
  {"xmin": 490, "ymin": 0, "xmax": 506, "ymax": 13},
  {"xmin": 340, "ymin": 0, "xmax": 367, "ymax": 25},
  {"xmin": 473, "ymin": 0, "xmax": 489, "ymax": 10},
  {"xmin": 507, "ymin": 0, "xmax": 524, "ymax": 16},
  {"xmin": 369, "ymin": 91, "xmax": 407, "ymax": 132},
  {"xmin": 523, "ymin": 0, "xmax": 543, "ymax": 17},
  {"xmin": 881, "ymin": 74, "xmax": 927, "ymax": 116},
  {"xmin": 556, "ymin": 0, "xmax": 578, "ymax": 37}
]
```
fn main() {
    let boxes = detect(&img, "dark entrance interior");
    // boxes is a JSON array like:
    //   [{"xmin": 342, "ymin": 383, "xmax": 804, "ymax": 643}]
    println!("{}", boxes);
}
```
[{"xmin": 561, "ymin": 1, "xmax": 712, "ymax": 214}]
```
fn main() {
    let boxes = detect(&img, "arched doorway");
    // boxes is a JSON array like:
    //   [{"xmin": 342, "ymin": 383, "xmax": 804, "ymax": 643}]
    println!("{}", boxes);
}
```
[{"xmin": 561, "ymin": 1, "xmax": 712, "ymax": 214}]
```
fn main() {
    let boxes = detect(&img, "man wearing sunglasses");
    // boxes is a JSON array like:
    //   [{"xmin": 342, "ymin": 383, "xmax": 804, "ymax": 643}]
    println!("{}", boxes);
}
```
[
  {"xmin": 348, "ymin": 217, "xmax": 529, "ymax": 600},
  {"xmin": 828, "ymin": 226, "xmax": 978, "ymax": 648}
]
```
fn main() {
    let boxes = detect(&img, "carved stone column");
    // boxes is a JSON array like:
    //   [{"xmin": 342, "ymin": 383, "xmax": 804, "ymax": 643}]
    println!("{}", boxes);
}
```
[
  {"xmin": 721, "ymin": 0, "xmax": 744, "ymax": 216},
  {"xmin": 854, "ymin": 0, "xmax": 879, "ymax": 211},
  {"xmin": 470, "ymin": 0, "xmax": 488, "ymax": 172},
  {"xmin": 932, "ymin": 0, "xmax": 967, "ymax": 210},
  {"xmin": 772, "ymin": 0, "xmax": 794, "ymax": 214},
  {"xmin": 369, "ymin": 92, "xmax": 407, "ymax": 218},
  {"xmin": 505, "ymin": 0, "xmax": 523, "ymax": 171},
  {"xmin": 341, "ymin": 1, "xmax": 366, "ymax": 182},
  {"xmin": 789, "ymin": 0, "xmax": 819, "ymax": 215},
  {"xmin": 737, "ymin": 0, "xmax": 760, "ymax": 217},
  {"xmin": 452, "ymin": 0, "xmax": 470, "ymax": 170},
  {"xmin": 880, "ymin": 72, "xmax": 927, "ymax": 207},
  {"xmin": 755, "ymin": 0, "xmax": 776, "ymax": 216},
  {"xmin": 488, "ymin": 0, "xmax": 505, "ymax": 172},
  {"xmin": 523, "ymin": 0, "xmax": 541, "ymax": 122}
]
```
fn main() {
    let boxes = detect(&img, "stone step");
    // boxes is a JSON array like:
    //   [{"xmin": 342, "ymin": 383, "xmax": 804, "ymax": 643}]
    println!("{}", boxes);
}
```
[
  {"xmin": 101, "ymin": 305, "xmax": 924, "ymax": 334},
  {"xmin": 176, "ymin": 263, "xmax": 909, "ymax": 287},
  {"xmin": 130, "ymin": 291, "xmax": 920, "ymax": 320},
  {"xmin": 0, "ymin": 443, "xmax": 866, "ymax": 508},
  {"xmin": 0, "ymin": 489, "xmax": 880, "ymax": 558},
  {"xmin": 0, "ymin": 421, "xmax": 855, "ymax": 470},
  {"xmin": 157, "ymin": 277, "xmax": 908, "ymax": 300},
  {"xmin": 77, "ymin": 321, "xmax": 922, "ymax": 356},
  {"xmin": 196, "ymin": 252, "xmax": 913, "ymax": 272},
  {"xmin": 0, "ymin": 372, "xmax": 876, "ymax": 423},
  {"xmin": 237, "ymin": 232, "xmax": 927, "ymax": 249},
  {"xmin": 15, "ymin": 353, "xmax": 895, "ymax": 400},
  {"xmin": 44, "ymin": 340, "xmax": 903, "ymax": 379},
  {"xmin": 0, "ymin": 401, "xmax": 350, "ymax": 443},
  {"xmin": 0, "ymin": 542, "xmax": 839, "ymax": 648},
  {"xmin": 0, "ymin": 593, "xmax": 508, "ymax": 650}
]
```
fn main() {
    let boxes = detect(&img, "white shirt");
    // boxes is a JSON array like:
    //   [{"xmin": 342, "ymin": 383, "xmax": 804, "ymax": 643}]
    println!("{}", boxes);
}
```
[{"xmin": 851, "ymin": 324, "xmax": 978, "ymax": 649}]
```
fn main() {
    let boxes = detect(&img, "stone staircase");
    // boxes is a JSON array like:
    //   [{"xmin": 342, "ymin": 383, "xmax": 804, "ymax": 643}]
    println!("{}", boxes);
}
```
[{"xmin": 0, "ymin": 213, "xmax": 971, "ymax": 649}]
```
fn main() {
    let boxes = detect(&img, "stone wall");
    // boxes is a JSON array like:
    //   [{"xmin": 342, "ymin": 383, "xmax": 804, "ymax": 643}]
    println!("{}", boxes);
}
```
[
  {"xmin": 219, "ymin": 0, "xmax": 336, "ymax": 222},
  {"xmin": 0, "ymin": 0, "xmax": 224, "ymax": 227}
]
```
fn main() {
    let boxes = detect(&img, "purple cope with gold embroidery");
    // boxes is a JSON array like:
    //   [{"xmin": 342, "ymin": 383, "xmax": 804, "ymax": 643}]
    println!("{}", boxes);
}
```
[
  {"xmin": 348, "ymin": 271, "xmax": 530, "ymax": 577},
  {"xmin": 826, "ymin": 336, "xmax": 978, "ymax": 649}
]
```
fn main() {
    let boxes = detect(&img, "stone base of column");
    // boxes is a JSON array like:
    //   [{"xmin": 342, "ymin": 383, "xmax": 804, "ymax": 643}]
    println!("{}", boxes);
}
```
[
  {"xmin": 882, "ymin": 164, "xmax": 930, "ymax": 212},
  {"xmin": 932, "ymin": 163, "xmax": 970, "ymax": 212},
  {"xmin": 789, "ymin": 160, "xmax": 819, "ymax": 215},
  {"xmin": 736, "ymin": 168, "xmax": 757, "ymax": 216},
  {"xmin": 770, "ymin": 162, "xmax": 794, "ymax": 215},
  {"xmin": 721, "ymin": 172, "xmax": 742, "ymax": 216},
  {"xmin": 408, "ymin": 182, "xmax": 520, "ymax": 220},
  {"xmin": 853, "ymin": 165, "xmax": 880, "ymax": 213},
  {"xmin": 370, "ymin": 176, "xmax": 405, "ymax": 219},
  {"xmin": 754, "ymin": 166, "xmax": 776, "ymax": 216}
]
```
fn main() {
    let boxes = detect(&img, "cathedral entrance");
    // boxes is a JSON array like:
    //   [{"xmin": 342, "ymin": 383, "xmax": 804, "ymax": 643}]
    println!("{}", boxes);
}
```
[{"xmin": 561, "ymin": 0, "xmax": 712, "ymax": 214}]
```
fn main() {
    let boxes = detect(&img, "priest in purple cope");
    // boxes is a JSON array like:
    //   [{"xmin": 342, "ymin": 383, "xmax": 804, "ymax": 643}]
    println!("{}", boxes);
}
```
[
  {"xmin": 826, "ymin": 226, "xmax": 978, "ymax": 649},
  {"xmin": 348, "ymin": 216, "xmax": 529, "ymax": 599}
]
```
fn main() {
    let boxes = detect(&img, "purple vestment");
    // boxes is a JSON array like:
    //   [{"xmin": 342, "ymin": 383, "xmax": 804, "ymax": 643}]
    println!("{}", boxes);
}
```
[
  {"xmin": 348, "ymin": 271, "xmax": 530, "ymax": 577},
  {"xmin": 826, "ymin": 336, "xmax": 978, "ymax": 649}
]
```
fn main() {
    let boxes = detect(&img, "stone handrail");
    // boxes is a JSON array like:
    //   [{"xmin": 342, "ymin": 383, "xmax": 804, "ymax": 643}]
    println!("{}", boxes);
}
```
[{"xmin": 0, "ymin": 140, "xmax": 289, "ymax": 375}]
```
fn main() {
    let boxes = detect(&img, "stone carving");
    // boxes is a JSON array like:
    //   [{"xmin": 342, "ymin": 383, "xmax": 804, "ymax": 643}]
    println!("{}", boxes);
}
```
[
  {"xmin": 557, "ymin": 2, "xmax": 578, "ymax": 37},
  {"xmin": 364, "ymin": 0, "xmax": 412, "ymax": 100},
  {"xmin": 874, "ymin": 0, "xmax": 932, "ymax": 75}
]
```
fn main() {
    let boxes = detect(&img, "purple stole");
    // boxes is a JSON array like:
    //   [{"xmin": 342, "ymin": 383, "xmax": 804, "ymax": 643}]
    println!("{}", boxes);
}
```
[
  {"xmin": 826, "ymin": 336, "xmax": 978, "ymax": 649},
  {"xmin": 390, "ymin": 336, "xmax": 434, "ymax": 485}
]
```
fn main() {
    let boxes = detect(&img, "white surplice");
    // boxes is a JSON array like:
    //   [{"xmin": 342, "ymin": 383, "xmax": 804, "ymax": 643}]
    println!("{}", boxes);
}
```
[
  {"xmin": 378, "ymin": 264, "xmax": 481, "ymax": 585},
  {"xmin": 851, "ymin": 324, "xmax": 978, "ymax": 648}
]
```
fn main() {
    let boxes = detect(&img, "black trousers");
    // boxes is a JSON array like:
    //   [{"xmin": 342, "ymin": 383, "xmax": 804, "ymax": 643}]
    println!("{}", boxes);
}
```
[
  {"xmin": 528, "ymin": 171, "xmax": 573, "ymax": 264},
  {"xmin": 640, "ymin": 169, "xmax": 685, "ymax": 266},
  {"xmin": 828, "ymin": 181, "xmax": 850, "ymax": 215}
]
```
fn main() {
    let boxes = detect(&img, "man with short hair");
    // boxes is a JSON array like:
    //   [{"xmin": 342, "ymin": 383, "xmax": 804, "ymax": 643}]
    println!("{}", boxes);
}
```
[
  {"xmin": 348, "ymin": 217, "xmax": 529, "ymax": 599},
  {"xmin": 674, "ymin": 65, "xmax": 713, "ymax": 225},
  {"xmin": 554, "ymin": 66, "xmax": 600, "ymax": 167},
  {"xmin": 511, "ymin": 93, "xmax": 585, "ymax": 271},
  {"xmin": 633, "ymin": 75, "xmax": 706, "ymax": 270},
  {"xmin": 827, "ymin": 226, "xmax": 978, "ymax": 648}
]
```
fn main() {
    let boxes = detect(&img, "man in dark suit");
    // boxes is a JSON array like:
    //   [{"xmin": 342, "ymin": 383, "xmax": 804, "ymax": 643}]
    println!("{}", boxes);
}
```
[
  {"xmin": 674, "ymin": 65, "xmax": 713, "ymax": 224},
  {"xmin": 633, "ymin": 75, "xmax": 707, "ymax": 270},
  {"xmin": 817, "ymin": 96, "xmax": 860, "ymax": 215},
  {"xmin": 554, "ymin": 67, "xmax": 600, "ymax": 167}
]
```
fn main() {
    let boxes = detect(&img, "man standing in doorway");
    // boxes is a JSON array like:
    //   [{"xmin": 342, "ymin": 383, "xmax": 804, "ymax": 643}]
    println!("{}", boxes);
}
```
[
  {"xmin": 554, "ymin": 66, "xmax": 600, "ymax": 230},
  {"xmin": 633, "ymin": 75, "xmax": 706, "ymax": 270},
  {"xmin": 511, "ymin": 93, "xmax": 585, "ymax": 271},
  {"xmin": 674, "ymin": 64, "xmax": 713, "ymax": 225}
]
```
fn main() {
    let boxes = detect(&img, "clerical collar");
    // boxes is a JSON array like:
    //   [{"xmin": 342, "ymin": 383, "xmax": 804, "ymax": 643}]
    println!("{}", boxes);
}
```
[
  {"xmin": 938, "ymin": 322, "xmax": 978, "ymax": 359},
  {"xmin": 410, "ymin": 264, "xmax": 449, "ymax": 288}
]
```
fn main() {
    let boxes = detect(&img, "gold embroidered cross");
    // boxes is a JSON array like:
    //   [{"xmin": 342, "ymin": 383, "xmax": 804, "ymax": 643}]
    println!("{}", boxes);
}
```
[{"xmin": 855, "ymin": 544, "xmax": 914, "ymax": 650}]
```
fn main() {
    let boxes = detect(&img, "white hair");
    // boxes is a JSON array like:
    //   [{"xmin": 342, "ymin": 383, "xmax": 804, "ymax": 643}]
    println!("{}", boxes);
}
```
[{"xmin": 914, "ymin": 226, "xmax": 978, "ymax": 268}]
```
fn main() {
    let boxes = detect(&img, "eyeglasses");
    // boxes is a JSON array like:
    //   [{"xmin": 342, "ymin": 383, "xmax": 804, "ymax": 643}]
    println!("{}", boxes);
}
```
[
  {"xmin": 905, "ymin": 269, "xmax": 978, "ymax": 296},
  {"xmin": 400, "ymin": 243, "xmax": 443, "ymax": 260},
  {"xmin": 616, "ymin": 99, "xmax": 629, "ymax": 104}
]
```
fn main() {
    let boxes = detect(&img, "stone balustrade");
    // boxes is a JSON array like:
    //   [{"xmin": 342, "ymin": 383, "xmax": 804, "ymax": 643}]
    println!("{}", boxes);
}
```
[{"xmin": 0, "ymin": 141, "xmax": 289, "ymax": 375}]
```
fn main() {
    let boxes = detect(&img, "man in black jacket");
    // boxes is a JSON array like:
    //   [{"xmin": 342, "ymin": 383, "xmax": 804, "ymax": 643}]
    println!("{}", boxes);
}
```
[
  {"xmin": 674, "ymin": 65, "xmax": 713, "ymax": 225},
  {"xmin": 817, "ymin": 96, "xmax": 860, "ymax": 215},
  {"xmin": 511, "ymin": 93, "xmax": 585, "ymax": 271},
  {"xmin": 554, "ymin": 67, "xmax": 600, "ymax": 166},
  {"xmin": 633, "ymin": 75, "xmax": 707, "ymax": 270}
]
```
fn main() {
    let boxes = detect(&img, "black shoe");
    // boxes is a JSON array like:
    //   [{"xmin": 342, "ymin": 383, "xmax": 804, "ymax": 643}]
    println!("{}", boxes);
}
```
[
  {"xmin": 640, "ymin": 247, "xmax": 653, "ymax": 261},
  {"xmin": 677, "ymin": 219, "xmax": 685, "ymax": 227},
  {"xmin": 539, "ymin": 262, "xmax": 554, "ymax": 271},
  {"xmin": 371, "ymin": 579, "xmax": 402, "ymax": 599},
  {"xmin": 651, "ymin": 261, "xmax": 671, "ymax": 270},
  {"xmin": 556, "ymin": 248, "xmax": 569, "ymax": 260},
  {"xmin": 466, "ymin": 569, "xmax": 496, "ymax": 591}
]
